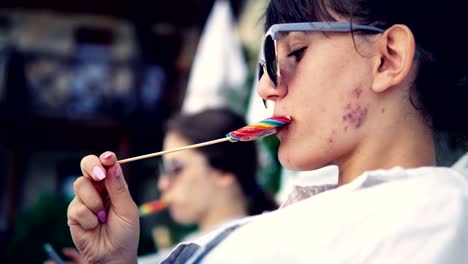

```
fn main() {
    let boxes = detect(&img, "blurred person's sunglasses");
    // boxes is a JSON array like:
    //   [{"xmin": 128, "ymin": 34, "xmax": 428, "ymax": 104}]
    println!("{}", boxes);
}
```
[
  {"xmin": 159, "ymin": 158, "xmax": 206, "ymax": 182},
  {"xmin": 259, "ymin": 22, "xmax": 384, "ymax": 106},
  {"xmin": 159, "ymin": 160, "xmax": 186, "ymax": 181}
]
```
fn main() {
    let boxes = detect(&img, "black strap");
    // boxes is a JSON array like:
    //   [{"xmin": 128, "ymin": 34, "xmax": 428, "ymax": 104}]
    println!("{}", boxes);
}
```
[
  {"xmin": 190, "ymin": 223, "xmax": 243, "ymax": 264},
  {"xmin": 161, "ymin": 223, "xmax": 244, "ymax": 264},
  {"xmin": 161, "ymin": 243, "xmax": 200, "ymax": 264}
]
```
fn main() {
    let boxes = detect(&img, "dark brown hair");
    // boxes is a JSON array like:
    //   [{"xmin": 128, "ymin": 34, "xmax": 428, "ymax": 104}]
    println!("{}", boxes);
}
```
[{"xmin": 166, "ymin": 107, "xmax": 278, "ymax": 215}]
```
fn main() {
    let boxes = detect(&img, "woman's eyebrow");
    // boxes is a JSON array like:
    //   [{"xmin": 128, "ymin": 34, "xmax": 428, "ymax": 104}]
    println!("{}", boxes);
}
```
[
  {"xmin": 279, "ymin": 31, "xmax": 307, "ymax": 38},
  {"xmin": 281, "ymin": 31, "xmax": 310, "ymax": 43},
  {"xmin": 278, "ymin": 32, "xmax": 309, "ymax": 49}
]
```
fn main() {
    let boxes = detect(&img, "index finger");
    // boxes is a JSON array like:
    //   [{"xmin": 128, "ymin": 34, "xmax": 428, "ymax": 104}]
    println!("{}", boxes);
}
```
[
  {"xmin": 80, "ymin": 155, "xmax": 106, "ymax": 182},
  {"xmin": 99, "ymin": 151, "xmax": 118, "ymax": 167}
]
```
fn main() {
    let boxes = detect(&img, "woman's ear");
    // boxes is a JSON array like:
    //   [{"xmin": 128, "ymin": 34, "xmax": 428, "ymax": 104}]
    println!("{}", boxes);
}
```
[{"xmin": 371, "ymin": 24, "xmax": 416, "ymax": 93}]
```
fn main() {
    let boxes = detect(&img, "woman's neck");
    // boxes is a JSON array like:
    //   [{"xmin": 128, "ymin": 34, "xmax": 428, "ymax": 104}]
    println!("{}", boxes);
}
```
[{"xmin": 337, "ymin": 106, "xmax": 436, "ymax": 186}]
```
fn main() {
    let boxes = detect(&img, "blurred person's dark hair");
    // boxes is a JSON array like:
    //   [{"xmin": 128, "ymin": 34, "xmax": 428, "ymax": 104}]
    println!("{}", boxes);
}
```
[{"xmin": 165, "ymin": 107, "xmax": 278, "ymax": 215}]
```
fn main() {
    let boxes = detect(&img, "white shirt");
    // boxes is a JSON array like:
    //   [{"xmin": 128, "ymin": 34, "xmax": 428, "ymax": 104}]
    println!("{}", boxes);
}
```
[{"xmin": 169, "ymin": 167, "xmax": 468, "ymax": 264}]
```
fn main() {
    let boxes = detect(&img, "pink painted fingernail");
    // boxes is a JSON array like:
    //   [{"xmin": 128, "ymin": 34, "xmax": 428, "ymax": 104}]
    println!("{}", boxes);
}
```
[
  {"xmin": 97, "ymin": 210, "xmax": 107, "ymax": 223},
  {"xmin": 114, "ymin": 165, "xmax": 122, "ymax": 177},
  {"xmin": 102, "ymin": 152, "xmax": 113, "ymax": 160},
  {"xmin": 92, "ymin": 166, "xmax": 106, "ymax": 181}
]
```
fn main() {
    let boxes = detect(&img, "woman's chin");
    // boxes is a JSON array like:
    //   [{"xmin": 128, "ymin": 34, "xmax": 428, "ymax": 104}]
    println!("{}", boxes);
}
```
[
  {"xmin": 278, "ymin": 147, "xmax": 326, "ymax": 171},
  {"xmin": 278, "ymin": 149, "xmax": 303, "ymax": 171}
]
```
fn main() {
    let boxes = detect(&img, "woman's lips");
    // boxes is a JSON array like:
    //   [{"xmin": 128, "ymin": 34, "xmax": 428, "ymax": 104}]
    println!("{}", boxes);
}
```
[
  {"xmin": 276, "ymin": 122, "xmax": 290, "ymax": 140},
  {"xmin": 272, "ymin": 114, "xmax": 291, "ymax": 139}
]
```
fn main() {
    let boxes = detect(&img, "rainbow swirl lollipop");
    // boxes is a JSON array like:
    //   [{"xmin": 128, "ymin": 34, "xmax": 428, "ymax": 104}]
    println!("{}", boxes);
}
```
[
  {"xmin": 138, "ymin": 199, "xmax": 167, "ymax": 216},
  {"xmin": 226, "ymin": 115, "xmax": 292, "ymax": 142},
  {"xmin": 118, "ymin": 116, "xmax": 292, "ymax": 164}
]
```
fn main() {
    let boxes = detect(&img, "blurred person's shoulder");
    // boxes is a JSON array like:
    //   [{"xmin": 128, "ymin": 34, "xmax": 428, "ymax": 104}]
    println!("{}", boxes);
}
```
[
  {"xmin": 138, "ymin": 249, "xmax": 172, "ymax": 264},
  {"xmin": 161, "ymin": 213, "xmax": 267, "ymax": 263}
]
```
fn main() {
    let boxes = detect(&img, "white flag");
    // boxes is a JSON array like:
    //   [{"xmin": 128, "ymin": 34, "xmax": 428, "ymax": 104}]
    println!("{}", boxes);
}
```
[
  {"xmin": 182, "ymin": 0, "xmax": 248, "ymax": 114},
  {"xmin": 452, "ymin": 152, "xmax": 468, "ymax": 178}
]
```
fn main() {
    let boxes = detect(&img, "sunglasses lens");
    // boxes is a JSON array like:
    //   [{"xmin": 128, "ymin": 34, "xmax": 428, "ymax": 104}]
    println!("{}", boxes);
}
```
[
  {"xmin": 264, "ymin": 36, "xmax": 278, "ymax": 86},
  {"xmin": 160, "ymin": 160, "xmax": 184, "ymax": 180}
]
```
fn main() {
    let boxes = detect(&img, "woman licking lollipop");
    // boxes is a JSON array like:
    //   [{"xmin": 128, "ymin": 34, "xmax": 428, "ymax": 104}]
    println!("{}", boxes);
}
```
[{"xmin": 67, "ymin": 0, "xmax": 468, "ymax": 263}]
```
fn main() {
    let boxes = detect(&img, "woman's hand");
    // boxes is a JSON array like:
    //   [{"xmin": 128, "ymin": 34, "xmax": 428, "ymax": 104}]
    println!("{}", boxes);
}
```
[{"xmin": 67, "ymin": 152, "xmax": 139, "ymax": 264}]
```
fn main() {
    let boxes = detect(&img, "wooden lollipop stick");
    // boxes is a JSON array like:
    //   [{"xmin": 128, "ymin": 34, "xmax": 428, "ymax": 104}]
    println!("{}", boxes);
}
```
[
  {"xmin": 118, "ymin": 115, "xmax": 292, "ymax": 164},
  {"xmin": 118, "ymin": 137, "xmax": 230, "ymax": 164}
]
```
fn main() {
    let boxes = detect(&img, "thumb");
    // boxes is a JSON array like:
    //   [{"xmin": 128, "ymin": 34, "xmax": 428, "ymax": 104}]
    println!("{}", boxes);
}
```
[{"xmin": 104, "ymin": 163, "xmax": 138, "ymax": 219}]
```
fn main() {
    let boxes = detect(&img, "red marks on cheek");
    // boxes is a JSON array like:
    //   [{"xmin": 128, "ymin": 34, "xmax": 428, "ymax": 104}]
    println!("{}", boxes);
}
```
[
  {"xmin": 342, "ymin": 88, "xmax": 368, "ymax": 130},
  {"xmin": 342, "ymin": 104, "xmax": 368, "ymax": 128},
  {"xmin": 351, "ymin": 88, "xmax": 362, "ymax": 98}
]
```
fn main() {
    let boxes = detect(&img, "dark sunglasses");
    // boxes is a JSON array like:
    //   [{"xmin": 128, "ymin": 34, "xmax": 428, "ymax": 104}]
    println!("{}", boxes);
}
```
[
  {"xmin": 258, "ymin": 22, "xmax": 385, "ymax": 106},
  {"xmin": 159, "ymin": 160, "xmax": 186, "ymax": 180},
  {"xmin": 159, "ymin": 158, "xmax": 207, "ymax": 181}
]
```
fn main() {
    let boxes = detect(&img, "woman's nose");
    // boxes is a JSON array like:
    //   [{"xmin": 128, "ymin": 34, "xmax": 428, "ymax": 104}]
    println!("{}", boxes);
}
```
[
  {"xmin": 158, "ymin": 175, "xmax": 170, "ymax": 192},
  {"xmin": 256, "ymin": 72, "xmax": 287, "ymax": 104}
]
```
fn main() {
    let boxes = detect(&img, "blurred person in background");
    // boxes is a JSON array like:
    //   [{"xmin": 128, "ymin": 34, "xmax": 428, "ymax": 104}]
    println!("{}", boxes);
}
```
[{"xmin": 139, "ymin": 107, "xmax": 278, "ymax": 263}]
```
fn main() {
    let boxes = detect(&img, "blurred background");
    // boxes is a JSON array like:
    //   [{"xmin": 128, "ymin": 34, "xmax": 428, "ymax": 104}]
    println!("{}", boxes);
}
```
[
  {"xmin": 0, "ymin": 0, "xmax": 279, "ymax": 262},
  {"xmin": 0, "ymin": 0, "xmax": 467, "ymax": 263}
]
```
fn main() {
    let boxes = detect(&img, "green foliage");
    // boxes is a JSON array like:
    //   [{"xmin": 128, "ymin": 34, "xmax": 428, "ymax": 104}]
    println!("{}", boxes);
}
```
[
  {"xmin": 257, "ymin": 135, "xmax": 282, "ymax": 194},
  {"xmin": 6, "ymin": 193, "xmax": 75, "ymax": 263}
]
